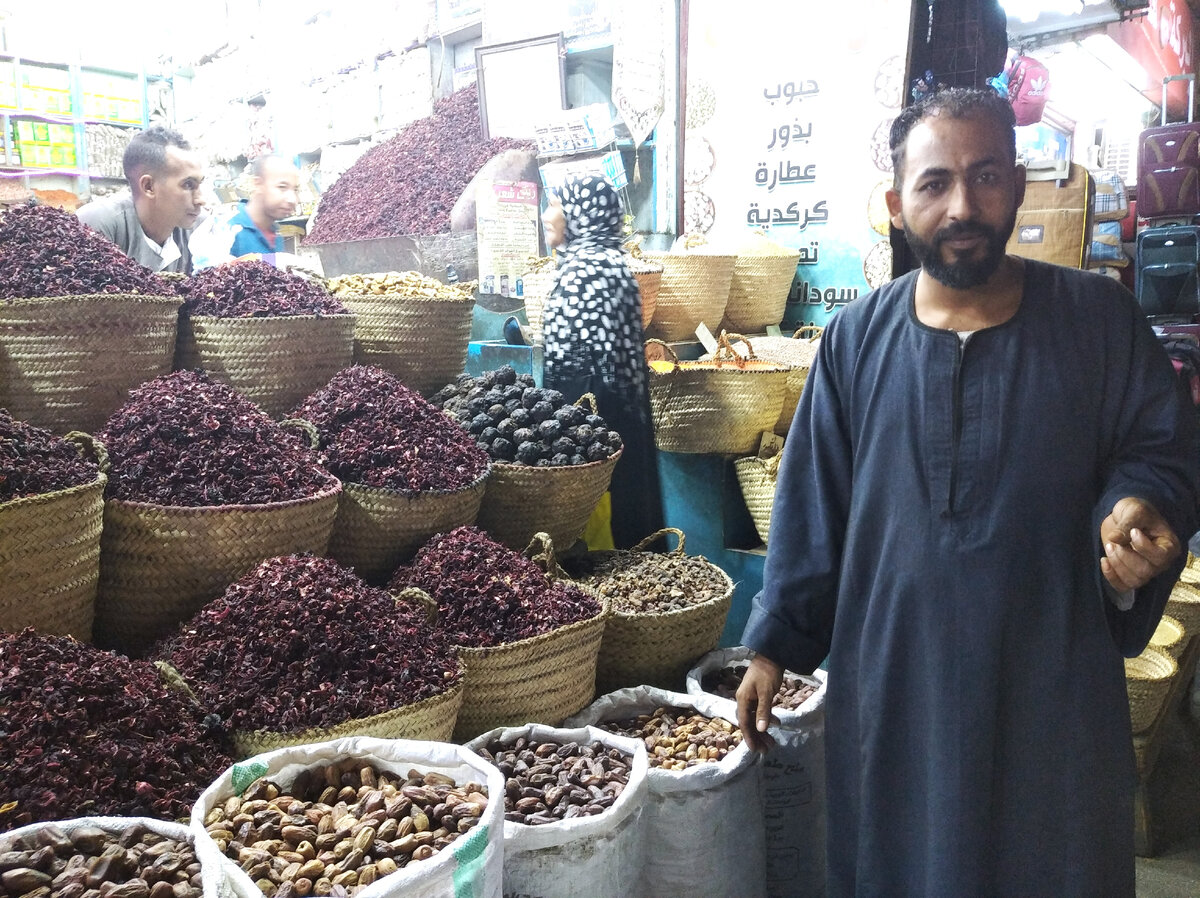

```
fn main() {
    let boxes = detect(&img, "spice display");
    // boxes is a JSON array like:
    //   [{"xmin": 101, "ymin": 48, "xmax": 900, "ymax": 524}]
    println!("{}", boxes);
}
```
[
  {"xmin": 202, "ymin": 761, "xmax": 488, "ymax": 896},
  {"xmin": 0, "ymin": 411, "xmax": 98, "ymax": 504},
  {"xmin": 0, "ymin": 823, "xmax": 201, "ymax": 898},
  {"xmin": 0, "ymin": 629, "xmax": 233, "ymax": 832},
  {"xmin": 433, "ymin": 366, "xmax": 623, "ymax": 466},
  {"xmin": 563, "ymin": 551, "xmax": 729, "ymax": 613},
  {"xmin": 595, "ymin": 707, "xmax": 742, "ymax": 770},
  {"xmin": 701, "ymin": 665, "xmax": 818, "ymax": 711},
  {"xmin": 97, "ymin": 370, "xmax": 337, "ymax": 506},
  {"xmin": 473, "ymin": 737, "xmax": 631, "ymax": 826},
  {"xmin": 180, "ymin": 261, "xmax": 347, "ymax": 318},
  {"xmin": 290, "ymin": 367, "xmax": 488, "ymax": 493},
  {"xmin": 0, "ymin": 203, "xmax": 171, "ymax": 299},
  {"xmin": 326, "ymin": 272, "xmax": 472, "ymax": 300},
  {"xmin": 388, "ymin": 526, "xmax": 601, "ymax": 647},
  {"xmin": 158, "ymin": 555, "xmax": 460, "ymax": 735},
  {"xmin": 305, "ymin": 84, "xmax": 533, "ymax": 242}
]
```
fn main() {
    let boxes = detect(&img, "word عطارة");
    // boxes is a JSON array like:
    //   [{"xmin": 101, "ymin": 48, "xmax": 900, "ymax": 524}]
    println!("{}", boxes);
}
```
[{"xmin": 754, "ymin": 159, "xmax": 817, "ymax": 191}]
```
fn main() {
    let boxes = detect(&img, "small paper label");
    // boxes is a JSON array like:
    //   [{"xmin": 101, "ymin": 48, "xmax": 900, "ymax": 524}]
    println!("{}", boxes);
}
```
[
  {"xmin": 759, "ymin": 431, "xmax": 785, "ymax": 456},
  {"xmin": 1017, "ymin": 225, "xmax": 1045, "ymax": 244},
  {"xmin": 766, "ymin": 324, "xmax": 783, "ymax": 337},
  {"xmin": 695, "ymin": 322, "xmax": 719, "ymax": 354}
]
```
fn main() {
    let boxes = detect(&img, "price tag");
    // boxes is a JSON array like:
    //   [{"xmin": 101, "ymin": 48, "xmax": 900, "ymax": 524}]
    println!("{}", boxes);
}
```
[
  {"xmin": 766, "ymin": 324, "xmax": 783, "ymax": 337},
  {"xmin": 758, "ymin": 431, "xmax": 784, "ymax": 457},
  {"xmin": 694, "ymin": 322, "xmax": 719, "ymax": 354}
]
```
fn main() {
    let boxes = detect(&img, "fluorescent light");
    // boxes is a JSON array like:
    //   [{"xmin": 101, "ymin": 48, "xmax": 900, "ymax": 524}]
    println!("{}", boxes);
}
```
[
  {"xmin": 1002, "ymin": 0, "xmax": 1083, "ymax": 22},
  {"xmin": 1081, "ymin": 34, "xmax": 1148, "ymax": 88}
]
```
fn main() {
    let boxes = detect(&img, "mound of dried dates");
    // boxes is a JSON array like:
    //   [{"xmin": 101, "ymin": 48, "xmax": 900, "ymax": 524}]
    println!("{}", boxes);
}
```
[
  {"xmin": 157, "ymin": 555, "xmax": 460, "ymax": 735},
  {"xmin": 289, "ymin": 366, "xmax": 489, "ymax": 493},
  {"xmin": 0, "ymin": 823, "xmax": 201, "ymax": 898},
  {"xmin": 432, "ymin": 366, "xmax": 622, "ymax": 466},
  {"xmin": 0, "ymin": 203, "xmax": 171, "ymax": 299},
  {"xmin": 473, "ymin": 737, "xmax": 631, "ymax": 826},
  {"xmin": 389, "ymin": 526, "xmax": 601, "ymax": 648},
  {"xmin": 0, "ymin": 410, "xmax": 98, "ymax": 504},
  {"xmin": 0, "ymin": 629, "xmax": 233, "ymax": 832},
  {"xmin": 180, "ymin": 261, "xmax": 347, "ymax": 318},
  {"xmin": 595, "ymin": 707, "xmax": 742, "ymax": 771},
  {"xmin": 563, "ymin": 551, "xmax": 728, "ymax": 614},
  {"xmin": 202, "ymin": 760, "xmax": 488, "ymax": 897},
  {"xmin": 701, "ymin": 665, "xmax": 818, "ymax": 711},
  {"xmin": 326, "ymin": 272, "xmax": 472, "ymax": 300},
  {"xmin": 98, "ymin": 370, "xmax": 337, "ymax": 507}
]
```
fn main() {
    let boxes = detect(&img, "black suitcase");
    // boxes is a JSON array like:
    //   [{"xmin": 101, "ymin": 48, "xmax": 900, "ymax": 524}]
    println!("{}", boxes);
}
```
[{"xmin": 1135, "ymin": 225, "xmax": 1200, "ymax": 323}]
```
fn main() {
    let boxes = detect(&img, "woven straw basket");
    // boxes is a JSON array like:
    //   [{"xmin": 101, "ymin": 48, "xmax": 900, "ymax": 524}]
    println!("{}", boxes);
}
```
[
  {"xmin": 520, "ymin": 266, "xmax": 559, "ymax": 346},
  {"xmin": 328, "ymin": 469, "xmax": 490, "ymax": 586},
  {"xmin": 643, "ymin": 249, "xmax": 735, "ymax": 342},
  {"xmin": 647, "ymin": 336, "xmax": 789, "ymax": 455},
  {"xmin": 625, "ymin": 246, "xmax": 663, "ymax": 330},
  {"xmin": 1166, "ymin": 582, "xmax": 1200, "ymax": 632},
  {"xmin": 338, "ymin": 293, "xmax": 475, "ymax": 396},
  {"xmin": 1179, "ymin": 552, "xmax": 1200, "ymax": 587},
  {"xmin": 1126, "ymin": 646, "xmax": 1178, "ymax": 733},
  {"xmin": 0, "ymin": 293, "xmax": 180, "ymax": 435},
  {"xmin": 94, "ymin": 482, "xmax": 342, "ymax": 656},
  {"xmin": 573, "ymin": 529, "xmax": 734, "ymax": 694},
  {"xmin": 1150, "ymin": 614, "xmax": 1187, "ymax": 660},
  {"xmin": 724, "ymin": 236, "xmax": 800, "ymax": 332},
  {"xmin": 717, "ymin": 327, "xmax": 822, "ymax": 434},
  {"xmin": 0, "ymin": 434, "xmax": 106, "ymax": 640},
  {"xmin": 734, "ymin": 452, "xmax": 782, "ymax": 546}
]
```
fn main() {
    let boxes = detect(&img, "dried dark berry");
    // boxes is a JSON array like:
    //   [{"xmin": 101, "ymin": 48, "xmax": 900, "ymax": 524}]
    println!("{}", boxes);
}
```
[
  {"xmin": 552, "ymin": 437, "xmax": 575, "ymax": 456},
  {"xmin": 537, "ymin": 419, "xmax": 562, "ymax": 441},
  {"xmin": 550, "ymin": 453, "xmax": 571, "ymax": 467},
  {"xmin": 512, "ymin": 427, "xmax": 536, "ymax": 446},
  {"xmin": 496, "ymin": 418, "xmax": 518, "ymax": 439},
  {"xmin": 586, "ymin": 442, "xmax": 610, "ymax": 462},
  {"xmin": 468, "ymin": 413, "xmax": 492, "ymax": 435},
  {"xmin": 480, "ymin": 426, "xmax": 500, "ymax": 445},
  {"xmin": 491, "ymin": 438, "xmax": 515, "ymax": 460},
  {"xmin": 494, "ymin": 365, "xmax": 517, "ymax": 386},
  {"xmin": 530, "ymin": 401, "xmax": 555, "ymax": 423},
  {"xmin": 510, "ymin": 408, "xmax": 533, "ymax": 428},
  {"xmin": 516, "ymin": 441, "xmax": 542, "ymax": 465}
]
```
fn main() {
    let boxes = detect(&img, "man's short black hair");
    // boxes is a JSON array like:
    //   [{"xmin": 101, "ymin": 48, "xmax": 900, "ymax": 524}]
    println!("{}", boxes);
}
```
[
  {"xmin": 250, "ymin": 154, "xmax": 291, "ymax": 179},
  {"xmin": 889, "ymin": 87, "xmax": 1017, "ymax": 188},
  {"xmin": 123, "ymin": 126, "xmax": 191, "ymax": 185}
]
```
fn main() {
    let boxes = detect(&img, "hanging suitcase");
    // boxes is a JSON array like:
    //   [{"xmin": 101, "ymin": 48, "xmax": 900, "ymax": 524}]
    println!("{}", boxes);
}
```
[
  {"xmin": 1006, "ymin": 162, "xmax": 1094, "ymax": 268},
  {"xmin": 1135, "ymin": 224, "xmax": 1200, "ymax": 323},
  {"xmin": 1137, "ymin": 74, "xmax": 1200, "ymax": 219}
]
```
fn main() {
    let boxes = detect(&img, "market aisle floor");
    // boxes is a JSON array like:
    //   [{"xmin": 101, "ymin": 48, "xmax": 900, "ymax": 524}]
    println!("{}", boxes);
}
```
[{"xmin": 1135, "ymin": 702, "xmax": 1200, "ymax": 897}]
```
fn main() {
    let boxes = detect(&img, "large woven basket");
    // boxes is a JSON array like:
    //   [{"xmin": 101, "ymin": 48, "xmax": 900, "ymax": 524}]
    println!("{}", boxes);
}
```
[
  {"xmin": 1178, "ymin": 552, "xmax": 1200, "ymax": 587},
  {"xmin": 175, "ymin": 313, "xmax": 355, "ymax": 418},
  {"xmin": 338, "ymin": 292, "xmax": 475, "ymax": 396},
  {"xmin": 647, "ymin": 336, "xmax": 789, "ymax": 455},
  {"xmin": 625, "ymin": 245, "xmax": 663, "ymax": 330},
  {"xmin": 724, "ymin": 235, "xmax": 800, "ymax": 332},
  {"xmin": 1166, "ymin": 582, "xmax": 1200, "ymax": 632},
  {"xmin": 520, "ymin": 264, "xmax": 558, "ymax": 346},
  {"xmin": 716, "ymin": 327, "xmax": 822, "ymax": 434},
  {"xmin": 328, "ymin": 468, "xmax": 490, "ymax": 585},
  {"xmin": 1149, "ymin": 614, "xmax": 1187, "ymax": 660},
  {"xmin": 93, "ymin": 482, "xmax": 342, "ymax": 656},
  {"xmin": 0, "ymin": 433, "xmax": 106, "ymax": 640},
  {"xmin": 233, "ymin": 677, "xmax": 465, "ymax": 759},
  {"xmin": 572, "ymin": 529, "xmax": 734, "ymax": 694},
  {"xmin": 643, "ymin": 249, "xmax": 735, "ymax": 342},
  {"xmin": 734, "ymin": 451, "xmax": 782, "ymax": 546},
  {"xmin": 1126, "ymin": 646, "xmax": 1177, "ymax": 734},
  {"xmin": 0, "ymin": 293, "xmax": 180, "ymax": 434}
]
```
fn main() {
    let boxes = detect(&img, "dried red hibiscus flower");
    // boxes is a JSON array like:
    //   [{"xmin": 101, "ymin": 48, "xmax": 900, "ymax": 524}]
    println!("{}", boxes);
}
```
[
  {"xmin": 156, "ymin": 554, "xmax": 461, "ymax": 734},
  {"xmin": 97, "ymin": 370, "xmax": 337, "ymax": 507},
  {"xmin": 0, "ymin": 409, "xmax": 98, "ymax": 504},
  {"xmin": 290, "ymin": 366, "xmax": 489, "ymax": 493},
  {"xmin": 0, "ymin": 628, "xmax": 233, "ymax": 832},
  {"xmin": 181, "ymin": 260, "xmax": 348, "ymax": 317},
  {"xmin": 389, "ymin": 525, "xmax": 601, "ymax": 648}
]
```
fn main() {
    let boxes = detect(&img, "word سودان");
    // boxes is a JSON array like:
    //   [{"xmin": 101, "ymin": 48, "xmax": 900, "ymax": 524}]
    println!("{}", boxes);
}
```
[
  {"xmin": 754, "ymin": 159, "xmax": 817, "ymax": 191},
  {"xmin": 791, "ymin": 277, "xmax": 859, "ymax": 312},
  {"xmin": 746, "ymin": 200, "xmax": 829, "ymax": 228}
]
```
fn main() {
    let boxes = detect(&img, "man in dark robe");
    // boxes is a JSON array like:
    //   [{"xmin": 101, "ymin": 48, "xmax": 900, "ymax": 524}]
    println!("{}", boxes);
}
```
[{"xmin": 736, "ymin": 87, "xmax": 1199, "ymax": 896}]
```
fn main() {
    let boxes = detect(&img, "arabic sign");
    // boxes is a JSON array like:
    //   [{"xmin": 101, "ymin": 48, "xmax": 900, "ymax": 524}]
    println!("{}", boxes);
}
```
[
  {"xmin": 477, "ymin": 180, "xmax": 540, "ymax": 298},
  {"xmin": 685, "ymin": 0, "xmax": 910, "ymax": 327},
  {"xmin": 1107, "ymin": 0, "xmax": 1194, "ymax": 117}
]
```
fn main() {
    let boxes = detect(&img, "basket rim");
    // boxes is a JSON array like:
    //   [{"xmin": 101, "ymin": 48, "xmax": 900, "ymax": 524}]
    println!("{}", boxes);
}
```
[
  {"xmin": 0, "ymin": 292, "xmax": 182, "ymax": 306},
  {"xmin": 339, "ymin": 464, "xmax": 491, "ymax": 499},
  {"xmin": 183, "ymin": 311, "xmax": 357, "ymax": 323},
  {"xmin": 1152, "ymin": 614, "xmax": 1186, "ymax": 646},
  {"xmin": 568, "ymin": 551, "xmax": 735, "ymax": 620},
  {"xmin": 1126, "ymin": 646, "xmax": 1178, "ymax": 679},
  {"xmin": 0, "ymin": 471, "xmax": 107, "ymax": 512},
  {"xmin": 490, "ymin": 446, "xmax": 623, "ymax": 476},
  {"xmin": 453, "ymin": 594, "xmax": 610, "ymax": 657},
  {"xmin": 336, "ymin": 292, "xmax": 476, "ymax": 305},
  {"xmin": 104, "ymin": 477, "xmax": 342, "ymax": 514}
]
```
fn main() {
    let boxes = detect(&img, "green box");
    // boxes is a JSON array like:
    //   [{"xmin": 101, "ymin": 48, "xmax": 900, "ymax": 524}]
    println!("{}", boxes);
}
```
[
  {"xmin": 32, "ymin": 122, "xmax": 49, "ymax": 143},
  {"xmin": 49, "ymin": 123, "xmax": 72, "ymax": 144},
  {"xmin": 16, "ymin": 120, "xmax": 33, "ymax": 142}
]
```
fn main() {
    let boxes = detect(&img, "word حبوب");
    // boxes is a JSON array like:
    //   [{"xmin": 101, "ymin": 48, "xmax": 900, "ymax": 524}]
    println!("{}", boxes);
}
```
[
  {"xmin": 746, "ymin": 200, "xmax": 829, "ymax": 228},
  {"xmin": 797, "ymin": 241, "xmax": 820, "ymax": 265},
  {"xmin": 791, "ymin": 277, "xmax": 859, "ymax": 312},
  {"xmin": 754, "ymin": 160, "xmax": 817, "ymax": 191},
  {"xmin": 767, "ymin": 121, "xmax": 813, "ymax": 150},
  {"xmin": 763, "ymin": 81, "xmax": 820, "ymax": 103}
]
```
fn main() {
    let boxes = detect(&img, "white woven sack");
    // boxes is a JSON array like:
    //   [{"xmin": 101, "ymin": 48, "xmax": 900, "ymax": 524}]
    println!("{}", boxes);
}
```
[
  {"xmin": 687, "ymin": 647, "xmax": 827, "ymax": 898},
  {"xmin": 0, "ymin": 815, "xmax": 193, "ymax": 855},
  {"xmin": 190, "ymin": 736, "xmax": 505, "ymax": 898},
  {"xmin": 565, "ymin": 686, "xmax": 766, "ymax": 898},
  {"xmin": 465, "ymin": 723, "xmax": 649, "ymax": 898}
]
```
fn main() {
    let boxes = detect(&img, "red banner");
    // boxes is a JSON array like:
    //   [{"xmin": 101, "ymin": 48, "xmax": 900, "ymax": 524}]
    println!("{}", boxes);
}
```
[{"xmin": 1108, "ymin": 0, "xmax": 1194, "ymax": 116}]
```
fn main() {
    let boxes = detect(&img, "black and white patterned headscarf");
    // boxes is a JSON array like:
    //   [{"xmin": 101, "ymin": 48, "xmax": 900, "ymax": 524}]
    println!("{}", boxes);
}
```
[{"xmin": 542, "ymin": 176, "xmax": 646, "ymax": 397}]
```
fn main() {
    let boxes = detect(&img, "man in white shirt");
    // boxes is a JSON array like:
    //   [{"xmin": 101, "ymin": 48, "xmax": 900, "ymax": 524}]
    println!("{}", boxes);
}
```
[{"xmin": 77, "ymin": 126, "xmax": 205, "ymax": 273}]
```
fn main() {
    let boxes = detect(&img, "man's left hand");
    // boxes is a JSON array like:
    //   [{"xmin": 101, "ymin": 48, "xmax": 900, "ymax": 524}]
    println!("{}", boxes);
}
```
[{"xmin": 1100, "ymin": 497, "xmax": 1182, "ymax": 592}]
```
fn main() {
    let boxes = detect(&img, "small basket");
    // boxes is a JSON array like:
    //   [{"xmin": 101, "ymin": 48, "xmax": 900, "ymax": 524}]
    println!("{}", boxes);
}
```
[
  {"xmin": 1166, "ymin": 582, "xmax": 1200, "ymax": 632},
  {"xmin": 1178, "ymin": 552, "xmax": 1200, "ymax": 587},
  {"xmin": 716, "ymin": 327, "xmax": 822, "ymax": 434},
  {"xmin": 338, "ymin": 290, "xmax": 476, "ymax": 395},
  {"xmin": 0, "ymin": 432, "xmax": 107, "ymax": 641},
  {"xmin": 643, "ymin": 241, "xmax": 735, "ymax": 342},
  {"xmin": 520, "ymin": 260, "xmax": 559, "ymax": 346},
  {"xmin": 1125, "ymin": 646, "xmax": 1178, "ymax": 734},
  {"xmin": 475, "ymin": 394, "xmax": 620, "ymax": 550},
  {"xmin": 647, "ymin": 335, "xmax": 789, "ymax": 455},
  {"xmin": 723, "ymin": 232, "xmax": 800, "ymax": 333},
  {"xmin": 94, "ymin": 482, "xmax": 342, "ymax": 656},
  {"xmin": 571, "ymin": 529, "xmax": 734, "ymax": 694},
  {"xmin": 625, "ymin": 242, "xmax": 663, "ymax": 330},
  {"xmin": 0, "ymin": 293, "xmax": 181, "ymax": 434},
  {"xmin": 175, "ymin": 313, "xmax": 356, "ymax": 417},
  {"xmin": 1149, "ymin": 614, "xmax": 1187, "ymax": 661},
  {"xmin": 328, "ymin": 468, "xmax": 490, "ymax": 585},
  {"xmin": 734, "ymin": 451, "xmax": 782, "ymax": 546}
]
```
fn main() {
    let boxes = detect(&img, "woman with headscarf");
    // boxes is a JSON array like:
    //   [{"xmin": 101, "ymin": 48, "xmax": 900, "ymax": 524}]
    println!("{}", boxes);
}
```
[{"xmin": 541, "ymin": 174, "xmax": 664, "ymax": 548}]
